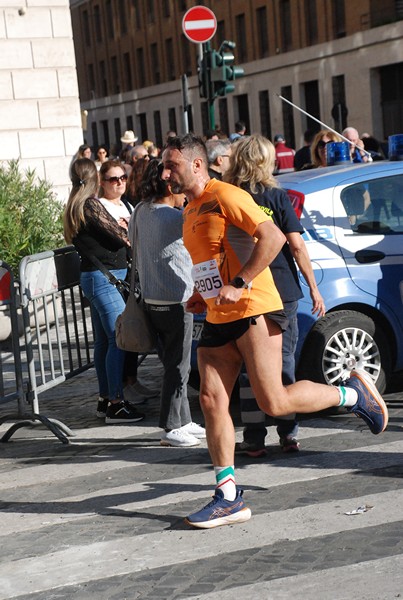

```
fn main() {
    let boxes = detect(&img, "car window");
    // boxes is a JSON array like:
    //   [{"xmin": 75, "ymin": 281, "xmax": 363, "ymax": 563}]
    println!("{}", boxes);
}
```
[{"xmin": 340, "ymin": 174, "xmax": 403, "ymax": 234}]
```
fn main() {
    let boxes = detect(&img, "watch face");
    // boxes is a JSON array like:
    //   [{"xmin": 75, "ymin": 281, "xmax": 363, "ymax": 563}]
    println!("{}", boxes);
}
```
[{"xmin": 232, "ymin": 276, "xmax": 246, "ymax": 289}]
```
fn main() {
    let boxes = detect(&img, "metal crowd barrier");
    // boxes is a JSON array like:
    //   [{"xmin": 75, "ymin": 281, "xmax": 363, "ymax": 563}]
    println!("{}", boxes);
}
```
[
  {"xmin": 0, "ymin": 261, "xmax": 25, "ymax": 418},
  {"xmin": 0, "ymin": 246, "xmax": 94, "ymax": 444}
]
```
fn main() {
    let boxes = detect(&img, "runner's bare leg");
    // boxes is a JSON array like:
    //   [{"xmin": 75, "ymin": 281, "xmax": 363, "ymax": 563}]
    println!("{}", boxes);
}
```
[
  {"xmin": 197, "ymin": 342, "xmax": 243, "ymax": 467},
  {"xmin": 237, "ymin": 315, "xmax": 340, "ymax": 414}
]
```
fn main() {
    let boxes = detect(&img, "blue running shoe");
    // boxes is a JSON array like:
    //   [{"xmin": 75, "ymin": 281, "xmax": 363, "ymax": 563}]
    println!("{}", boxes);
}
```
[
  {"xmin": 185, "ymin": 488, "xmax": 252, "ymax": 529},
  {"xmin": 344, "ymin": 369, "xmax": 388, "ymax": 434}
]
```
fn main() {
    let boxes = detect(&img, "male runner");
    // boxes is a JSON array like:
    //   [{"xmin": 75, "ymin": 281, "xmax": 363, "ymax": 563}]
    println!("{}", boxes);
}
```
[{"xmin": 161, "ymin": 133, "xmax": 388, "ymax": 529}]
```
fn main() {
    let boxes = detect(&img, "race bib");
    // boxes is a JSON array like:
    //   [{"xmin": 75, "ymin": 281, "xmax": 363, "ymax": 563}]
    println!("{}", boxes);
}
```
[{"xmin": 192, "ymin": 259, "xmax": 224, "ymax": 299}]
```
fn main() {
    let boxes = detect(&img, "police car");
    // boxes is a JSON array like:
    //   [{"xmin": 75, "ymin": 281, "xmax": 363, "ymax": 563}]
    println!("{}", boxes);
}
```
[{"xmin": 191, "ymin": 161, "xmax": 403, "ymax": 394}]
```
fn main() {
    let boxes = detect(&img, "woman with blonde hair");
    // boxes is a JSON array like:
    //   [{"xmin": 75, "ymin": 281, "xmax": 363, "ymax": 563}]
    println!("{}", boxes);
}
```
[
  {"xmin": 224, "ymin": 134, "xmax": 325, "ymax": 456},
  {"xmin": 310, "ymin": 129, "xmax": 342, "ymax": 168},
  {"xmin": 64, "ymin": 158, "xmax": 144, "ymax": 424}
]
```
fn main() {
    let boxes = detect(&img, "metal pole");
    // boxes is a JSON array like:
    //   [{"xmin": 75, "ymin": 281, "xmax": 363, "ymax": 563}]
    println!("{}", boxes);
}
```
[
  {"xmin": 204, "ymin": 41, "xmax": 215, "ymax": 130},
  {"xmin": 181, "ymin": 74, "xmax": 189, "ymax": 134},
  {"xmin": 276, "ymin": 94, "xmax": 373, "ymax": 159}
]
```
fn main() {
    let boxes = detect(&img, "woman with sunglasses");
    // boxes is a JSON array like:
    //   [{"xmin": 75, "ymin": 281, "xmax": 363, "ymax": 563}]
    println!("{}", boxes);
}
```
[
  {"xmin": 95, "ymin": 145, "xmax": 109, "ymax": 170},
  {"xmin": 310, "ymin": 129, "xmax": 342, "ymax": 168},
  {"xmin": 64, "ymin": 158, "xmax": 144, "ymax": 424}
]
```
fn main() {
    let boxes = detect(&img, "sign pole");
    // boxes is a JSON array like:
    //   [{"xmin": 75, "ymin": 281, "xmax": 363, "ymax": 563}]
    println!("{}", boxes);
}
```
[{"xmin": 181, "ymin": 74, "xmax": 189, "ymax": 134}]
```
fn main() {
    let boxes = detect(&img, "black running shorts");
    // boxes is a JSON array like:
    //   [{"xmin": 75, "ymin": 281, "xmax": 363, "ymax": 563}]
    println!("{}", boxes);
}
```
[{"xmin": 198, "ymin": 311, "xmax": 289, "ymax": 348}]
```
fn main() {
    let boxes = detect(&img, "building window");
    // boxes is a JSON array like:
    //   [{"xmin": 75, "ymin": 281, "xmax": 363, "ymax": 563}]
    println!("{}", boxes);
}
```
[
  {"xmin": 218, "ymin": 98, "xmax": 229, "ymax": 137},
  {"xmin": 235, "ymin": 94, "xmax": 250, "ymax": 135},
  {"xmin": 332, "ymin": 75, "xmax": 347, "ymax": 130},
  {"xmin": 106, "ymin": 0, "xmax": 114, "ymax": 40},
  {"xmin": 91, "ymin": 122, "xmax": 98, "ymax": 149},
  {"xmin": 256, "ymin": 7, "xmax": 269, "ymax": 58},
  {"xmin": 154, "ymin": 110, "xmax": 162, "ymax": 147},
  {"xmin": 88, "ymin": 63, "xmax": 95, "ymax": 96},
  {"xmin": 280, "ymin": 85, "xmax": 295, "ymax": 149},
  {"xmin": 134, "ymin": 0, "xmax": 142, "ymax": 29},
  {"xmin": 235, "ymin": 14, "xmax": 247, "ymax": 62},
  {"xmin": 114, "ymin": 118, "xmax": 121, "ymax": 149},
  {"xmin": 151, "ymin": 43, "xmax": 160, "ymax": 84},
  {"xmin": 111, "ymin": 56, "xmax": 119, "ymax": 94},
  {"xmin": 136, "ymin": 47, "xmax": 146, "ymax": 87},
  {"xmin": 305, "ymin": 0, "xmax": 318, "ymax": 45},
  {"xmin": 101, "ymin": 120, "xmax": 110, "ymax": 149},
  {"xmin": 147, "ymin": 0, "xmax": 155, "ymax": 23},
  {"xmin": 259, "ymin": 90, "xmax": 272, "ymax": 140},
  {"xmin": 100, "ymin": 60, "xmax": 107, "ymax": 96},
  {"xmin": 280, "ymin": 0, "xmax": 292, "ymax": 51},
  {"xmin": 303, "ymin": 80, "xmax": 321, "ymax": 133},
  {"xmin": 123, "ymin": 53, "xmax": 132, "ymax": 90},
  {"xmin": 121, "ymin": 1, "xmax": 128, "ymax": 35},
  {"xmin": 139, "ymin": 112, "xmax": 148, "ymax": 141},
  {"xmin": 201, "ymin": 102, "xmax": 209, "ymax": 136},
  {"xmin": 165, "ymin": 39, "xmax": 175, "ymax": 80},
  {"xmin": 380, "ymin": 62, "xmax": 403, "ymax": 136},
  {"xmin": 126, "ymin": 115, "xmax": 134, "ymax": 131},
  {"xmin": 332, "ymin": 0, "xmax": 346, "ymax": 38},
  {"xmin": 162, "ymin": 0, "xmax": 170, "ymax": 18},
  {"xmin": 168, "ymin": 107, "xmax": 177, "ymax": 133},
  {"xmin": 217, "ymin": 20, "xmax": 225, "ymax": 43},
  {"xmin": 83, "ymin": 10, "xmax": 91, "ymax": 47},
  {"xmin": 94, "ymin": 5, "xmax": 102, "ymax": 43}
]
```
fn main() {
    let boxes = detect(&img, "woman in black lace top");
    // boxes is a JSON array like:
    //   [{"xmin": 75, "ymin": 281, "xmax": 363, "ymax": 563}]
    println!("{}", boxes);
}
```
[{"xmin": 63, "ymin": 158, "xmax": 144, "ymax": 424}]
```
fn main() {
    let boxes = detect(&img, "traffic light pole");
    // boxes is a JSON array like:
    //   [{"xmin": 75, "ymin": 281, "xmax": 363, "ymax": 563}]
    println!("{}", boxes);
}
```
[
  {"xmin": 198, "ymin": 40, "xmax": 244, "ymax": 130},
  {"xmin": 202, "ymin": 42, "xmax": 215, "ymax": 130}
]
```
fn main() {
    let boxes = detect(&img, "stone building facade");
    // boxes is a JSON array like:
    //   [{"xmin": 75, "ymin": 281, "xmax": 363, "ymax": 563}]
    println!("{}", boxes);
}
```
[
  {"xmin": 0, "ymin": 1, "xmax": 83, "ymax": 201},
  {"xmin": 70, "ymin": 0, "xmax": 403, "ymax": 153}
]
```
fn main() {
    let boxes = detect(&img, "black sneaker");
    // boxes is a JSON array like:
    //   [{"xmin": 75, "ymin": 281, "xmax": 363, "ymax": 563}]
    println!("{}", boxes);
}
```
[
  {"xmin": 105, "ymin": 400, "xmax": 145, "ymax": 424},
  {"xmin": 234, "ymin": 441, "xmax": 267, "ymax": 458},
  {"xmin": 96, "ymin": 397, "xmax": 109, "ymax": 418},
  {"xmin": 279, "ymin": 436, "xmax": 300, "ymax": 453}
]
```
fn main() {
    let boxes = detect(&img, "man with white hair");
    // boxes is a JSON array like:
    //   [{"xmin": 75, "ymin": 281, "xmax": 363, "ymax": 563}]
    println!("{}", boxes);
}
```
[
  {"xmin": 342, "ymin": 127, "xmax": 369, "ymax": 163},
  {"xmin": 206, "ymin": 139, "xmax": 232, "ymax": 180}
]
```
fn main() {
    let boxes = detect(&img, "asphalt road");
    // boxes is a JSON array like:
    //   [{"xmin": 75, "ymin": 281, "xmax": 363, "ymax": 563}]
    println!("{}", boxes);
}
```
[{"xmin": 1, "ymin": 356, "xmax": 403, "ymax": 600}]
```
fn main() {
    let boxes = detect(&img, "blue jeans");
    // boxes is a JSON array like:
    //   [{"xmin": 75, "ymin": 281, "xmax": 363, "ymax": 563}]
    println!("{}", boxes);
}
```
[
  {"xmin": 145, "ymin": 302, "xmax": 193, "ymax": 430},
  {"xmin": 80, "ymin": 269, "xmax": 126, "ymax": 401},
  {"xmin": 240, "ymin": 301, "xmax": 299, "ymax": 445}
]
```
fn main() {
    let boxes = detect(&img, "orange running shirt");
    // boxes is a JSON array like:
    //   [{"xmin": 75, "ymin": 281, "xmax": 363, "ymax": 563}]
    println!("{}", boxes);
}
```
[{"xmin": 183, "ymin": 179, "xmax": 283, "ymax": 324}]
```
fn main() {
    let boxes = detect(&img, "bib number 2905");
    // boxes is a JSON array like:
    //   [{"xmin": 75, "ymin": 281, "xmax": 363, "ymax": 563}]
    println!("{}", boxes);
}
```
[{"xmin": 192, "ymin": 259, "xmax": 224, "ymax": 300}]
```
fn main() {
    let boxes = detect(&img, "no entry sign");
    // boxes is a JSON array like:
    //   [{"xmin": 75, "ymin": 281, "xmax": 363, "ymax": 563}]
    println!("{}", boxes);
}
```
[{"xmin": 182, "ymin": 6, "xmax": 217, "ymax": 44}]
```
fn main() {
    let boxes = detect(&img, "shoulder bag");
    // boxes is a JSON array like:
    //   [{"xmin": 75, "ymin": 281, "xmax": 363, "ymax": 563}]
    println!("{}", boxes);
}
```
[{"xmin": 115, "ymin": 204, "xmax": 157, "ymax": 353}]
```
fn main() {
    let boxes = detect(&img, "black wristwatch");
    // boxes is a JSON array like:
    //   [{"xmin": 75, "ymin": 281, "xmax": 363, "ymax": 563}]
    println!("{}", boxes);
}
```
[{"xmin": 229, "ymin": 276, "xmax": 248, "ymax": 289}]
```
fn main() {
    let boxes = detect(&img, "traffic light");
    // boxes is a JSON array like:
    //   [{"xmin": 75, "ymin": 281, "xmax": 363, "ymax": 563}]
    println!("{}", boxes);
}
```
[{"xmin": 210, "ymin": 43, "xmax": 244, "ymax": 98}]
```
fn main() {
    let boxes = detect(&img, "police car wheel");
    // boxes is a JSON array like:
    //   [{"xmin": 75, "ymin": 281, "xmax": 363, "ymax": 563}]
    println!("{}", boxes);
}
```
[{"xmin": 297, "ymin": 310, "xmax": 391, "ymax": 394}]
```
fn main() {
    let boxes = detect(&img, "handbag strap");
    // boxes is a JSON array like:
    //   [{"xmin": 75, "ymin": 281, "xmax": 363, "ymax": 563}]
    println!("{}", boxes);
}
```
[{"xmin": 74, "ymin": 238, "xmax": 130, "ymax": 295}]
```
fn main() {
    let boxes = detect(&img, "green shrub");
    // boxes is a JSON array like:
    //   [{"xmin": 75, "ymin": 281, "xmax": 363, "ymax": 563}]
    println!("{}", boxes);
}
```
[{"xmin": 0, "ymin": 160, "xmax": 64, "ymax": 273}]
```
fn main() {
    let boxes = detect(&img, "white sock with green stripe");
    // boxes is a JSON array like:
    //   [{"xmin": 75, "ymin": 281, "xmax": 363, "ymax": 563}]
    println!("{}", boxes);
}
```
[
  {"xmin": 214, "ymin": 466, "xmax": 236, "ymax": 501},
  {"xmin": 338, "ymin": 386, "xmax": 358, "ymax": 407}
]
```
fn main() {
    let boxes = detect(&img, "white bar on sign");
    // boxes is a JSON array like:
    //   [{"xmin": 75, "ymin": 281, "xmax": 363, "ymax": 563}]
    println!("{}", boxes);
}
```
[{"xmin": 185, "ymin": 19, "xmax": 215, "ymax": 30}]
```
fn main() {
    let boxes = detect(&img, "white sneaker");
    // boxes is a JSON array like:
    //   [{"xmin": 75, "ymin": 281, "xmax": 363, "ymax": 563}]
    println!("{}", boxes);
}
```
[
  {"xmin": 180, "ymin": 422, "xmax": 206, "ymax": 439},
  {"xmin": 160, "ymin": 429, "xmax": 200, "ymax": 447}
]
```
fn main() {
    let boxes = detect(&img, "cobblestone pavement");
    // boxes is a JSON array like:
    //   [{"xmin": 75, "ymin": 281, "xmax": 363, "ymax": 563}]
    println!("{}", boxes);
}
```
[{"xmin": 1, "ymin": 356, "xmax": 403, "ymax": 600}]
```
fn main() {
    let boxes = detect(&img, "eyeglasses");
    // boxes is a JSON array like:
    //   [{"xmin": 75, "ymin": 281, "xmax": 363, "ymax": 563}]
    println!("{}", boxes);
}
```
[
  {"xmin": 103, "ymin": 174, "xmax": 128, "ymax": 184},
  {"xmin": 317, "ymin": 140, "xmax": 328, "ymax": 149}
]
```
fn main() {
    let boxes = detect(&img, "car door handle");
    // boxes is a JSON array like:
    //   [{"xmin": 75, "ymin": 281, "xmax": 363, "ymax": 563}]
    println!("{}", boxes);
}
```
[{"xmin": 355, "ymin": 249, "xmax": 386, "ymax": 264}]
